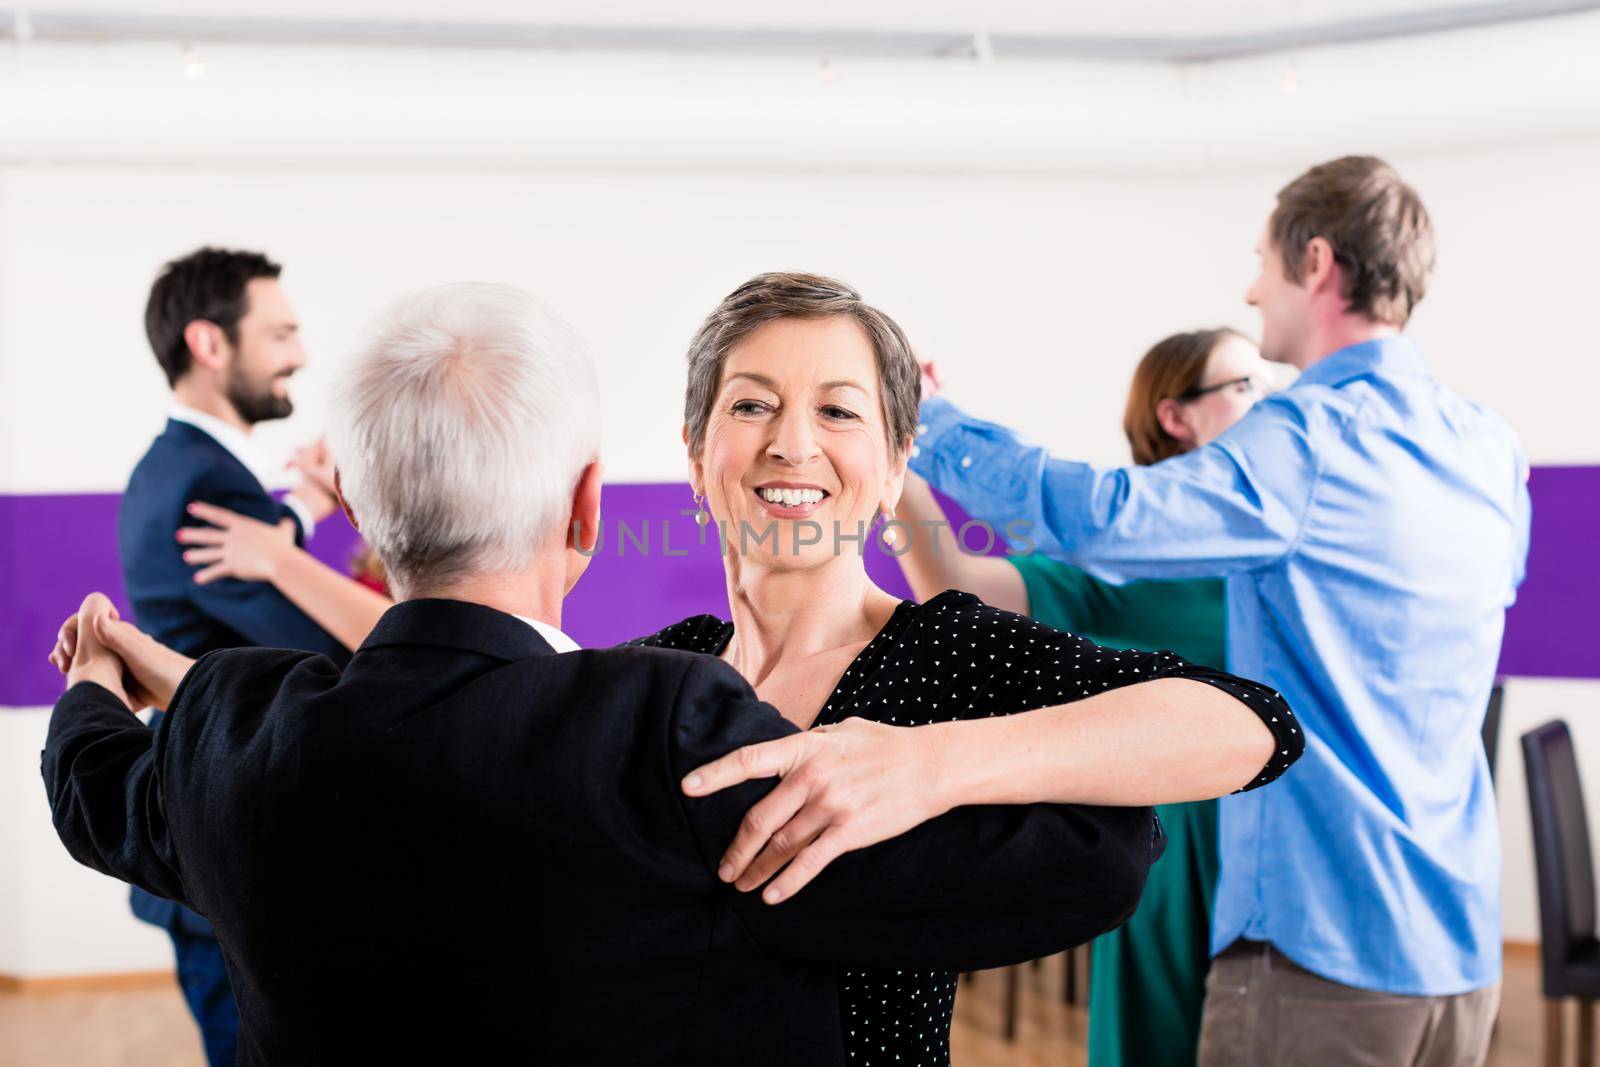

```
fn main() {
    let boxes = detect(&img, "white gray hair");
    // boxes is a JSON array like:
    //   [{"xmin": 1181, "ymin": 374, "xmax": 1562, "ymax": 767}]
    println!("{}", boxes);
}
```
[{"xmin": 328, "ymin": 282, "xmax": 600, "ymax": 596}]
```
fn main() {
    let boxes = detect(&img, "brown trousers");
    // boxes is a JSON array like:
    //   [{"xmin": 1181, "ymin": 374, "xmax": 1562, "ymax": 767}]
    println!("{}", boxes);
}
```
[{"xmin": 1197, "ymin": 941, "xmax": 1499, "ymax": 1067}]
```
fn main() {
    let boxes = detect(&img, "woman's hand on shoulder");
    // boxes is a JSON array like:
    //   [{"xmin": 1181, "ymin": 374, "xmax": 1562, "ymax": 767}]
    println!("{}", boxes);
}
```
[
  {"xmin": 177, "ymin": 501, "xmax": 297, "ymax": 585},
  {"xmin": 682, "ymin": 717, "xmax": 957, "ymax": 904}
]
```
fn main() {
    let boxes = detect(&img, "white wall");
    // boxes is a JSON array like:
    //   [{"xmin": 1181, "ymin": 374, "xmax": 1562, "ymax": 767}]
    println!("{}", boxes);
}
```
[
  {"xmin": 0, "ymin": 712, "xmax": 173, "ymax": 975},
  {"xmin": 3, "ymin": 17, "xmax": 1598, "ymax": 975},
  {"xmin": 4, "ymin": 139, "xmax": 1598, "ymax": 498}
]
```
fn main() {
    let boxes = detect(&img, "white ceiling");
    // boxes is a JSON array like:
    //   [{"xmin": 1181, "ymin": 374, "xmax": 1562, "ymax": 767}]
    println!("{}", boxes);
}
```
[
  {"xmin": 13, "ymin": 0, "xmax": 1594, "ymax": 39},
  {"xmin": 8, "ymin": 7, "xmax": 1597, "ymax": 173}
]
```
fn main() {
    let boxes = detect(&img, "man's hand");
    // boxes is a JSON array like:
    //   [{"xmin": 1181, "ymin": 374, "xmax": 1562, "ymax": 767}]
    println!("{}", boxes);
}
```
[
  {"xmin": 289, "ymin": 437, "xmax": 337, "ymax": 496},
  {"xmin": 49, "ymin": 596, "xmax": 196, "ymax": 712},
  {"xmin": 681, "ymin": 717, "xmax": 955, "ymax": 904},
  {"xmin": 286, "ymin": 437, "xmax": 339, "ymax": 521},
  {"xmin": 285, "ymin": 485, "xmax": 338, "ymax": 524},
  {"xmin": 918, "ymin": 356, "xmax": 943, "ymax": 401}
]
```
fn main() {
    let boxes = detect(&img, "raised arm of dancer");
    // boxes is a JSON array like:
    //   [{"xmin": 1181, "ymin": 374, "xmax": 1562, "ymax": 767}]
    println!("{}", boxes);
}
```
[{"xmin": 894, "ymin": 473, "xmax": 1027, "ymax": 612}]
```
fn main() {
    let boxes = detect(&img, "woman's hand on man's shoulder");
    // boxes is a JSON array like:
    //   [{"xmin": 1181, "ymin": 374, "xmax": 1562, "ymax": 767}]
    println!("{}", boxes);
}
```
[{"xmin": 681, "ymin": 717, "xmax": 958, "ymax": 904}]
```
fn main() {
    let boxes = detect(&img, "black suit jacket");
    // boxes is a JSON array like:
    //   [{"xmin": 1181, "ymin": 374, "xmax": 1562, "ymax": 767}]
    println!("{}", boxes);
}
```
[
  {"xmin": 44, "ymin": 599, "xmax": 1158, "ymax": 1066},
  {"xmin": 118, "ymin": 417, "xmax": 349, "ymax": 935}
]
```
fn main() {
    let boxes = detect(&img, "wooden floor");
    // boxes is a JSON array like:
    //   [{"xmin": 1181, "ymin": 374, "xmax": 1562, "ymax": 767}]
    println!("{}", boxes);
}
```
[
  {"xmin": 0, "ymin": 948, "xmax": 1548, "ymax": 1066},
  {"xmin": 950, "ymin": 948, "xmax": 1543, "ymax": 1067}
]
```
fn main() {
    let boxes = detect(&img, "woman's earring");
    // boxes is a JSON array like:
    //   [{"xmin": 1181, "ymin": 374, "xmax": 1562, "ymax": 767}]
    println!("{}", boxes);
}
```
[
  {"xmin": 879, "ymin": 506, "xmax": 898, "ymax": 546},
  {"xmin": 693, "ymin": 492, "xmax": 710, "ymax": 527}
]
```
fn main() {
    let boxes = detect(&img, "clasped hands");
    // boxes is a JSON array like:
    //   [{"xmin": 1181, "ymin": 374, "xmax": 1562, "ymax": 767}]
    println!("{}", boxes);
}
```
[{"xmin": 47, "ymin": 593, "xmax": 195, "ymax": 713}]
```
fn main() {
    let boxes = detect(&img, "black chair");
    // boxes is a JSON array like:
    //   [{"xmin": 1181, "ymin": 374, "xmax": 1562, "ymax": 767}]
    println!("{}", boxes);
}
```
[
  {"xmin": 1484, "ymin": 682, "xmax": 1505, "ymax": 784},
  {"xmin": 1523, "ymin": 720, "xmax": 1600, "ymax": 1066}
]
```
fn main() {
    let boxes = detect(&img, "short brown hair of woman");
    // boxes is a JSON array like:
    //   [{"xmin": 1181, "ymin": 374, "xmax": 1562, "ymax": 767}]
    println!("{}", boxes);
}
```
[
  {"xmin": 1270, "ymin": 155, "xmax": 1435, "ymax": 328},
  {"xmin": 1122, "ymin": 328, "xmax": 1250, "ymax": 466},
  {"xmin": 683, "ymin": 272, "xmax": 922, "ymax": 458}
]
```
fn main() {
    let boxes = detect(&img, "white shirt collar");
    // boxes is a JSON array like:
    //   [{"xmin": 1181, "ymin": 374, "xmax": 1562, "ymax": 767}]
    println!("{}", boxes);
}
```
[
  {"xmin": 513, "ymin": 614, "xmax": 582, "ymax": 654},
  {"xmin": 168, "ymin": 404, "xmax": 279, "ymax": 491}
]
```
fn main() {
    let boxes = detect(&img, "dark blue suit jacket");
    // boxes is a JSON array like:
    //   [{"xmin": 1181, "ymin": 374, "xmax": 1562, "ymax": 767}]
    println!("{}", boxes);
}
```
[{"xmin": 119, "ymin": 417, "xmax": 350, "ymax": 936}]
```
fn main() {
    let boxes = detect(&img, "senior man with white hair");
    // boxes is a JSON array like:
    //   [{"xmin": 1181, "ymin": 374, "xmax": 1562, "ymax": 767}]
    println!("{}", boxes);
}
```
[{"xmin": 43, "ymin": 283, "xmax": 1277, "ymax": 1066}]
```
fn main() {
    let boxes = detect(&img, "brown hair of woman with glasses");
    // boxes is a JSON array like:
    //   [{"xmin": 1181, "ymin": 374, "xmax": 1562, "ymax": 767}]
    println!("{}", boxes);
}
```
[{"xmin": 1125, "ymin": 327, "xmax": 1261, "ymax": 466}]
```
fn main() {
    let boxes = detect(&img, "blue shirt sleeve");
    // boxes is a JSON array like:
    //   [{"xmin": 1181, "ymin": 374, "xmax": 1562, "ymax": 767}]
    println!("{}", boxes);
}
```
[
  {"xmin": 909, "ymin": 394, "xmax": 1322, "ymax": 583},
  {"xmin": 1511, "ymin": 455, "xmax": 1532, "ymax": 592}
]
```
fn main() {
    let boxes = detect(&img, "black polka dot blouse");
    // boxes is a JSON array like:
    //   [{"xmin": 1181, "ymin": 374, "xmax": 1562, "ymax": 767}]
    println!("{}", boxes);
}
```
[{"xmin": 628, "ymin": 588, "xmax": 1301, "ymax": 1067}]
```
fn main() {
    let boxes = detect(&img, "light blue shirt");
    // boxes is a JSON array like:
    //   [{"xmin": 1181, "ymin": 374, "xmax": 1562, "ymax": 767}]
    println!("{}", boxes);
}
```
[{"xmin": 911, "ymin": 337, "xmax": 1530, "ymax": 995}]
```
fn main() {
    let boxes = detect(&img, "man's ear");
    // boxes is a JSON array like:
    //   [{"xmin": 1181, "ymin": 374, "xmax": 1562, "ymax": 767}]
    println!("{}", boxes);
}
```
[
  {"xmin": 563, "ymin": 459, "xmax": 604, "ymax": 596},
  {"xmin": 568, "ymin": 460, "xmax": 604, "ymax": 555},
  {"xmin": 333, "ymin": 468, "xmax": 360, "ymax": 533},
  {"xmin": 1155, "ymin": 398, "xmax": 1196, "ymax": 447},
  {"xmin": 1302, "ymin": 236, "xmax": 1340, "ymax": 295},
  {"xmin": 183, "ymin": 320, "xmax": 229, "ymax": 373}
]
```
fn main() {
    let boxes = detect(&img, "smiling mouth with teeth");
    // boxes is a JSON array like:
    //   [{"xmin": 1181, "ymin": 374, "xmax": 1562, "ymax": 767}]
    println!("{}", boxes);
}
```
[{"xmin": 755, "ymin": 487, "xmax": 829, "ymax": 507}]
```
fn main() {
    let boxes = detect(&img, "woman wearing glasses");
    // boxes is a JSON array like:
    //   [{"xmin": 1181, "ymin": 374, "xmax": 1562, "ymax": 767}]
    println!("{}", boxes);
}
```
[{"xmin": 896, "ymin": 327, "xmax": 1281, "ymax": 1067}]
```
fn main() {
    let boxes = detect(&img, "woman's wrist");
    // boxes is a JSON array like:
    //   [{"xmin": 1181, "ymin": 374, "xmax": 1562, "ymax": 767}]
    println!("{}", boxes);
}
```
[
  {"xmin": 922, "ymin": 718, "xmax": 1003, "ymax": 812},
  {"xmin": 67, "ymin": 654, "xmax": 132, "ymax": 707},
  {"xmin": 933, "ymin": 710, "xmax": 1097, "ymax": 808},
  {"xmin": 149, "ymin": 649, "xmax": 196, "ymax": 709},
  {"xmin": 264, "ymin": 522, "xmax": 306, "ymax": 580}
]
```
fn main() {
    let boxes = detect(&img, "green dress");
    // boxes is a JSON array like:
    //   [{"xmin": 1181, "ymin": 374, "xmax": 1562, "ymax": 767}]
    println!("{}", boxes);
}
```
[{"xmin": 1009, "ymin": 554, "xmax": 1227, "ymax": 1067}]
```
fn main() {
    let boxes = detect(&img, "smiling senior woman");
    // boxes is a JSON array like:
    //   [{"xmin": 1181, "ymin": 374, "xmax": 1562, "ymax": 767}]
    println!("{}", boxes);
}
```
[{"xmin": 631, "ymin": 272, "xmax": 1303, "ymax": 1067}]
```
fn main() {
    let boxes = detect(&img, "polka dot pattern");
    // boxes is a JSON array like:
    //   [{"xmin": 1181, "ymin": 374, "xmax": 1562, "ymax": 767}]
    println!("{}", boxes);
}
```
[{"xmin": 629, "ymin": 589, "xmax": 1301, "ymax": 1065}]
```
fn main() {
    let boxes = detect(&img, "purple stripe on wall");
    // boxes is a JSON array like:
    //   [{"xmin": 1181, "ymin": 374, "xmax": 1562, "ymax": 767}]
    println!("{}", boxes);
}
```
[
  {"xmin": 0, "ymin": 485, "xmax": 912, "ymax": 708},
  {"xmin": 2, "ymin": 467, "xmax": 1595, "ymax": 707},
  {"xmin": 1500, "ymin": 466, "xmax": 1600, "ymax": 679}
]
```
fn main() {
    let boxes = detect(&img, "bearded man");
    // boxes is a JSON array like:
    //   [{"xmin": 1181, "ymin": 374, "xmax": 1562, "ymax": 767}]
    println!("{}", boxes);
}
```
[{"xmin": 118, "ymin": 246, "xmax": 346, "ymax": 1065}]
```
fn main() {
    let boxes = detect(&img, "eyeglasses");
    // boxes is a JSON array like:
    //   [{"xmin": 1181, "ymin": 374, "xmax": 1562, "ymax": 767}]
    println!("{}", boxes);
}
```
[{"xmin": 1176, "ymin": 376, "xmax": 1262, "ymax": 402}]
